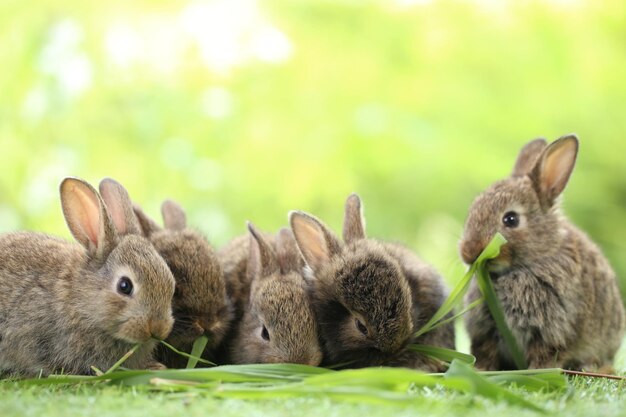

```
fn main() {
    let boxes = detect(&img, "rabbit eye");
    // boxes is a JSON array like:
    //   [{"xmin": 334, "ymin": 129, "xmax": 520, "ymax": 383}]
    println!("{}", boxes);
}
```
[
  {"xmin": 261, "ymin": 325, "xmax": 270, "ymax": 341},
  {"xmin": 502, "ymin": 211, "xmax": 520, "ymax": 228},
  {"xmin": 355, "ymin": 318, "xmax": 368, "ymax": 336},
  {"xmin": 117, "ymin": 276, "xmax": 134, "ymax": 296}
]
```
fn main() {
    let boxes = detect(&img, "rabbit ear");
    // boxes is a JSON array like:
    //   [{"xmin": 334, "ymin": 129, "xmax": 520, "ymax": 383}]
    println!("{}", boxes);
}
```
[
  {"xmin": 60, "ymin": 177, "xmax": 117, "ymax": 258},
  {"xmin": 530, "ymin": 134, "xmax": 579, "ymax": 207},
  {"xmin": 161, "ymin": 199, "xmax": 187, "ymax": 231},
  {"xmin": 247, "ymin": 222, "xmax": 279, "ymax": 280},
  {"xmin": 275, "ymin": 227, "xmax": 301, "ymax": 274},
  {"xmin": 511, "ymin": 138, "xmax": 548, "ymax": 177},
  {"xmin": 343, "ymin": 193, "xmax": 366, "ymax": 244},
  {"xmin": 98, "ymin": 178, "xmax": 142, "ymax": 236},
  {"xmin": 133, "ymin": 204, "xmax": 162, "ymax": 237},
  {"xmin": 289, "ymin": 211, "xmax": 342, "ymax": 273}
]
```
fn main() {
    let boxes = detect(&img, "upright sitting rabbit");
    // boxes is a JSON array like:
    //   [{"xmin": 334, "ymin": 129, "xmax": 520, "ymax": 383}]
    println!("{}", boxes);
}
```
[
  {"xmin": 0, "ymin": 178, "xmax": 175, "ymax": 376},
  {"xmin": 460, "ymin": 135, "xmax": 625, "ymax": 370},
  {"xmin": 131, "ymin": 199, "xmax": 232, "ymax": 368},
  {"xmin": 218, "ymin": 224, "xmax": 321, "ymax": 365},
  {"xmin": 290, "ymin": 194, "xmax": 454, "ymax": 370}
]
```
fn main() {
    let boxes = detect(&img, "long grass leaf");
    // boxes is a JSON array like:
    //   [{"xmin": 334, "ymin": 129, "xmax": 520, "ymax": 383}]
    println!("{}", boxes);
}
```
[
  {"xmin": 159, "ymin": 340, "xmax": 215, "ymax": 367},
  {"xmin": 445, "ymin": 360, "xmax": 544, "ymax": 412},
  {"xmin": 186, "ymin": 335, "xmax": 209, "ymax": 369},
  {"xmin": 104, "ymin": 344, "xmax": 141, "ymax": 374},
  {"xmin": 413, "ymin": 264, "xmax": 477, "ymax": 339},
  {"xmin": 474, "ymin": 234, "xmax": 527, "ymax": 369},
  {"xmin": 423, "ymin": 297, "xmax": 484, "ymax": 335},
  {"xmin": 408, "ymin": 344, "xmax": 476, "ymax": 365}
]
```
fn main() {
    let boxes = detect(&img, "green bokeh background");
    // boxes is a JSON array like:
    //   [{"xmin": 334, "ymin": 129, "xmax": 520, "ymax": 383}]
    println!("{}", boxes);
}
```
[{"xmin": 1, "ymin": 0, "xmax": 625, "ymax": 295}]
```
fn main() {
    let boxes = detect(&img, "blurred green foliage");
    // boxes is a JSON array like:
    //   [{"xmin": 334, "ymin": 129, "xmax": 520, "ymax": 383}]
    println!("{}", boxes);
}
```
[{"xmin": 0, "ymin": 0, "xmax": 625, "ymax": 294}]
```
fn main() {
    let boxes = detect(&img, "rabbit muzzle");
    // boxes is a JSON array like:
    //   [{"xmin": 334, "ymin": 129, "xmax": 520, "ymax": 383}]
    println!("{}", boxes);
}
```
[
  {"xmin": 460, "ymin": 239, "xmax": 486, "ymax": 265},
  {"xmin": 149, "ymin": 318, "xmax": 174, "ymax": 341}
]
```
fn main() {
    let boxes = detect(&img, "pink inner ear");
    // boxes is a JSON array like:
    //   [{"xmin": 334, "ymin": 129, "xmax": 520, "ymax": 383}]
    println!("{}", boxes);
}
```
[
  {"xmin": 99, "ymin": 183, "xmax": 130, "ymax": 235},
  {"xmin": 71, "ymin": 184, "xmax": 101, "ymax": 246},
  {"xmin": 108, "ymin": 204, "xmax": 128, "ymax": 235},
  {"xmin": 543, "ymin": 143, "xmax": 577, "ymax": 193},
  {"xmin": 293, "ymin": 217, "xmax": 329, "ymax": 265}
]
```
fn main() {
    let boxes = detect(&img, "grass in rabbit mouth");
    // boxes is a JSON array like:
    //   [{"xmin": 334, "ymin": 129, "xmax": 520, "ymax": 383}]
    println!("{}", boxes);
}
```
[{"xmin": 4, "ymin": 234, "xmax": 624, "ymax": 413}]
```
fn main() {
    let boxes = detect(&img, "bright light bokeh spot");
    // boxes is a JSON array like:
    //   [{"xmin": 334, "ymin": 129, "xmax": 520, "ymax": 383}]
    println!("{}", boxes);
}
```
[
  {"xmin": 39, "ymin": 19, "xmax": 92, "ymax": 97},
  {"xmin": 201, "ymin": 87, "xmax": 234, "ymax": 119}
]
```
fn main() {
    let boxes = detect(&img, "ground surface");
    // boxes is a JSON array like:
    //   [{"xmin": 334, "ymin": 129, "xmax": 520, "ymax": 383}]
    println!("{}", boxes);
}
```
[{"xmin": 1, "ymin": 376, "xmax": 625, "ymax": 417}]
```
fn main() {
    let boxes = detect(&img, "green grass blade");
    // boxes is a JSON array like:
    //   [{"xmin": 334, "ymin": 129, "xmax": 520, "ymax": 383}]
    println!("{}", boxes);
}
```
[
  {"xmin": 159, "ymin": 340, "xmax": 215, "ymax": 367},
  {"xmin": 408, "ymin": 344, "xmax": 476, "ymax": 365},
  {"xmin": 487, "ymin": 373, "xmax": 565, "ymax": 391},
  {"xmin": 414, "ymin": 233, "xmax": 507, "ymax": 340},
  {"xmin": 445, "ymin": 360, "xmax": 544, "ymax": 412},
  {"xmin": 474, "ymin": 234, "xmax": 527, "ymax": 369},
  {"xmin": 186, "ymin": 335, "xmax": 209, "ymax": 369},
  {"xmin": 104, "ymin": 344, "xmax": 141, "ymax": 375},
  {"xmin": 413, "ymin": 263, "xmax": 477, "ymax": 339},
  {"xmin": 422, "ymin": 297, "xmax": 484, "ymax": 334}
]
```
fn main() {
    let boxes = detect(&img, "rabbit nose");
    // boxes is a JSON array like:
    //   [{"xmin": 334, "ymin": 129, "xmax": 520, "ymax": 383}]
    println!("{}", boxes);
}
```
[
  {"xmin": 191, "ymin": 320, "xmax": 205, "ymax": 336},
  {"xmin": 460, "ymin": 240, "xmax": 484, "ymax": 264},
  {"xmin": 149, "ymin": 319, "xmax": 173, "ymax": 340}
]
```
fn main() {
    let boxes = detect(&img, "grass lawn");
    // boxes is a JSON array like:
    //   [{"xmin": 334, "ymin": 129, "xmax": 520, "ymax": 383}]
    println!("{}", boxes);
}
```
[
  {"xmin": 2, "ymin": 341, "xmax": 626, "ymax": 417},
  {"xmin": 1, "ymin": 375, "xmax": 625, "ymax": 417}
]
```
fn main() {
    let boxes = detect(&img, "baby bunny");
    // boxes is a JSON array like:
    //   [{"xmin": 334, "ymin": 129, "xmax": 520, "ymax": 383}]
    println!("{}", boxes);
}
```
[
  {"xmin": 131, "ymin": 199, "xmax": 233, "ymax": 368},
  {"xmin": 225, "ymin": 223, "xmax": 322, "ymax": 365},
  {"xmin": 460, "ymin": 135, "xmax": 625, "ymax": 371},
  {"xmin": 290, "ymin": 194, "xmax": 454, "ymax": 370},
  {"xmin": 0, "ymin": 178, "xmax": 175, "ymax": 377}
]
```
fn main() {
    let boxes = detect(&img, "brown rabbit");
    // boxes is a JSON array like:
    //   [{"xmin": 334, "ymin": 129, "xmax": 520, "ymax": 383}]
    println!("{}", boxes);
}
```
[
  {"xmin": 290, "ymin": 194, "xmax": 454, "ymax": 370},
  {"xmin": 0, "ymin": 178, "xmax": 175, "ymax": 377},
  {"xmin": 222, "ymin": 223, "xmax": 321, "ymax": 365},
  {"xmin": 130, "ymin": 199, "xmax": 233, "ymax": 368},
  {"xmin": 460, "ymin": 135, "xmax": 625, "ymax": 371}
]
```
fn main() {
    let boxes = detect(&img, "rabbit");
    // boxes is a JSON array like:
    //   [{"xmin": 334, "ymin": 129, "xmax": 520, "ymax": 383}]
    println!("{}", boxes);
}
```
[
  {"xmin": 0, "ymin": 177, "xmax": 175, "ymax": 377},
  {"xmin": 460, "ymin": 135, "xmax": 626, "ymax": 371},
  {"xmin": 289, "ymin": 193, "xmax": 455, "ymax": 371},
  {"xmin": 131, "ymin": 199, "xmax": 233, "ymax": 368},
  {"xmin": 223, "ymin": 223, "xmax": 322, "ymax": 365}
]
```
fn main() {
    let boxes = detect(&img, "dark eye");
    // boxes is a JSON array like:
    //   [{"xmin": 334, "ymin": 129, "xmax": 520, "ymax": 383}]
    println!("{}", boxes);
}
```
[
  {"xmin": 261, "ymin": 325, "xmax": 270, "ymax": 341},
  {"xmin": 355, "ymin": 318, "xmax": 368, "ymax": 336},
  {"xmin": 117, "ymin": 276, "xmax": 134, "ymax": 296},
  {"xmin": 502, "ymin": 211, "xmax": 520, "ymax": 228}
]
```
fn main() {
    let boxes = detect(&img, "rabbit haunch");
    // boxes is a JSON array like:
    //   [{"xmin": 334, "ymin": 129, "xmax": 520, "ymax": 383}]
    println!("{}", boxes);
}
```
[
  {"xmin": 461, "ymin": 135, "xmax": 625, "ymax": 371},
  {"xmin": 290, "ymin": 193, "xmax": 455, "ymax": 370},
  {"xmin": 0, "ymin": 178, "xmax": 175, "ymax": 376}
]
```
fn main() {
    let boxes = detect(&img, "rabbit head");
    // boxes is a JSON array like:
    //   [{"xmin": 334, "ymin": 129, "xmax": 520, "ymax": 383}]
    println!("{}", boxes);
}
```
[
  {"xmin": 63, "ymin": 178, "xmax": 175, "ymax": 344},
  {"xmin": 459, "ymin": 135, "xmax": 579, "ymax": 274},
  {"xmin": 132, "ymin": 200, "xmax": 231, "ymax": 350},
  {"xmin": 290, "ymin": 194, "xmax": 414, "ymax": 367},
  {"xmin": 232, "ymin": 223, "xmax": 321, "ymax": 365}
]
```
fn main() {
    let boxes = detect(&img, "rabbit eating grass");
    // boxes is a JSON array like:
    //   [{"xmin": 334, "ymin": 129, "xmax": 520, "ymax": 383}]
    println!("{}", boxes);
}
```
[
  {"xmin": 132, "ymin": 199, "xmax": 233, "ymax": 368},
  {"xmin": 460, "ymin": 135, "xmax": 625, "ymax": 371},
  {"xmin": 290, "ymin": 194, "xmax": 455, "ymax": 371}
]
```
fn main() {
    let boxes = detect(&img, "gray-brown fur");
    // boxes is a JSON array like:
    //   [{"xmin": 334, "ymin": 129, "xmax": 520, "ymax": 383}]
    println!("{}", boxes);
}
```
[
  {"xmin": 290, "ymin": 193, "xmax": 454, "ymax": 370},
  {"xmin": 219, "ymin": 224, "xmax": 321, "ymax": 365},
  {"xmin": 0, "ymin": 178, "xmax": 175, "ymax": 377},
  {"xmin": 131, "ymin": 199, "xmax": 232, "ymax": 368},
  {"xmin": 460, "ymin": 135, "xmax": 625, "ymax": 370},
  {"xmin": 217, "ymin": 229, "xmax": 274, "ymax": 321}
]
